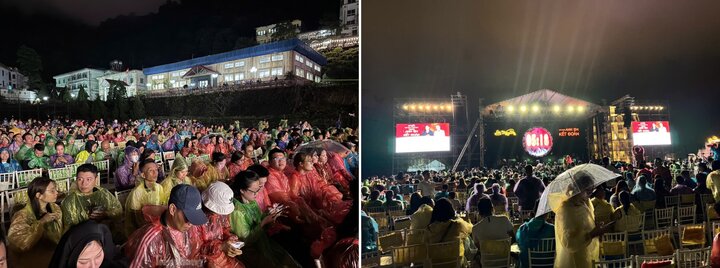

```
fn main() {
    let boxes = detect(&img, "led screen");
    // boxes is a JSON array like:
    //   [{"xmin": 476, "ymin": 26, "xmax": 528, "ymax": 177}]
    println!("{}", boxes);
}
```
[
  {"xmin": 632, "ymin": 121, "xmax": 671, "ymax": 145},
  {"xmin": 395, "ymin": 123, "xmax": 451, "ymax": 153}
]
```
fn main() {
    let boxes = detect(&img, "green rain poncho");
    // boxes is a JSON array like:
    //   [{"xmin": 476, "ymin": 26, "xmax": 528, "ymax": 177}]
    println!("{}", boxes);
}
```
[
  {"xmin": 60, "ymin": 187, "xmax": 123, "ymax": 231},
  {"xmin": 229, "ymin": 199, "xmax": 300, "ymax": 268},
  {"xmin": 15, "ymin": 144, "xmax": 32, "ymax": 162},
  {"xmin": 27, "ymin": 152, "xmax": 50, "ymax": 170},
  {"xmin": 44, "ymin": 136, "xmax": 57, "ymax": 156},
  {"xmin": 64, "ymin": 137, "xmax": 80, "ymax": 157}
]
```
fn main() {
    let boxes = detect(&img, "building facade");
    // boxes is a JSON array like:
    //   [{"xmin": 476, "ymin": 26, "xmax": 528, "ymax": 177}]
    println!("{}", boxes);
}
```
[
  {"xmin": 256, "ymin": 19, "xmax": 302, "ymax": 44},
  {"xmin": 142, "ymin": 38, "xmax": 326, "ymax": 91},
  {"xmin": 53, "ymin": 68, "xmax": 106, "ymax": 100},
  {"xmin": 0, "ymin": 63, "xmax": 28, "ymax": 90},
  {"xmin": 0, "ymin": 88, "xmax": 37, "ymax": 102},
  {"xmin": 340, "ymin": 0, "xmax": 358, "ymax": 35},
  {"xmin": 96, "ymin": 70, "xmax": 147, "ymax": 101}
]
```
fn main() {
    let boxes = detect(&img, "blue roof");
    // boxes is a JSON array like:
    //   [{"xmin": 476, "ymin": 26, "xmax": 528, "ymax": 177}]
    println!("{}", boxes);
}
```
[{"xmin": 143, "ymin": 38, "xmax": 327, "ymax": 75}]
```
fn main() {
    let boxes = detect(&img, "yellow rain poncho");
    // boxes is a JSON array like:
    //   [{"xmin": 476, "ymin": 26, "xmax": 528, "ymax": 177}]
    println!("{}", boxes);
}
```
[
  {"xmin": 60, "ymin": 186, "xmax": 123, "ymax": 231},
  {"xmin": 8, "ymin": 203, "xmax": 64, "ymax": 268},
  {"xmin": 124, "ymin": 181, "xmax": 167, "ymax": 237},
  {"xmin": 160, "ymin": 160, "xmax": 192, "ymax": 203},
  {"xmin": 590, "ymin": 197, "xmax": 614, "ymax": 225},
  {"xmin": 553, "ymin": 194, "xmax": 600, "ymax": 268}
]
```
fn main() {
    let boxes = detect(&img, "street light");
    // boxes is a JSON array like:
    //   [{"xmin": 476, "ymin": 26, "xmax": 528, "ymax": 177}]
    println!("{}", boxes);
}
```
[{"xmin": 42, "ymin": 96, "xmax": 49, "ymax": 101}]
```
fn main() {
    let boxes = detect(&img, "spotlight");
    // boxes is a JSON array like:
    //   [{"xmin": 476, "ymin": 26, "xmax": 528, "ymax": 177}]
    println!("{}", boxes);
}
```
[
  {"xmin": 446, "ymin": 105, "xmax": 453, "ymax": 111},
  {"xmin": 577, "ymin": 106, "xmax": 585, "ymax": 112},
  {"xmin": 507, "ymin": 105, "xmax": 515, "ymax": 113},
  {"xmin": 552, "ymin": 105, "xmax": 561, "ymax": 113},
  {"xmin": 433, "ymin": 105, "xmax": 439, "ymax": 110},
  {"xmin": 520, "ymin": 105, "xmax": 527, "ymax": 113},
  {"xmin": 659, "ymin": 106, "xmax": 664, "ymax": 110},
  {"xmin": 402, "ymin": 105, "xmax": 408, "ymax": 110},
  {"xmin": 567, "ymin": 106, "xmax": 575, "ymax": 112},
  {"xmin": 410, "ymin": 105, "xmax": 416, "ymax": 110},
  {"xmin": 418, "ymin": 105, "xmax": 425, "ymax": 111},
  {"xmin": 531, "ymin": 104, "xmax": 540, "ymax": 113},
  {"xmin": 425, "ymin": 105, "xmax": 431, "ymax": 111}
]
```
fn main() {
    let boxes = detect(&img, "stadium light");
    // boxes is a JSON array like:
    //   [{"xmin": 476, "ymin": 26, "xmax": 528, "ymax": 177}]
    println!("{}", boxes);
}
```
[
  {"xmin": 577, "ymin": 106, "xmax": 585, "ymax": 113},
  {"xmin": 410, "ymin": 105, "xmax": 416, "ymax": 110},
  {"xmin": 531, "ymin": 104, "xmax": 540, "ymax": 113},
  {"xmin": 567, "ymin": 105, "xmax": 575, "ymax": 112},
  {"xmin": 446, "ymin": 105, "xmax": 452, "ymax": 111},
  {"xmin": 520, "ymin": 105, "xmax": 527, "ymax": 113},
  {"xmin": 425, "ymin": 105, "xmax": 431, "ymax": 110},
  {"xmin": 507, "ymin": 105, "xmax": 515, "ymax": 113},
  {"xmin": 402, "ymin": 105, "xmax": 408, "ymax": 110},
  {"xmin": 433, "ymin": 105, "xmax": 439, "ymax": 110},
  {"xmin": 552, "ymin": 105, "xmax": 561, "ymax": 113}
]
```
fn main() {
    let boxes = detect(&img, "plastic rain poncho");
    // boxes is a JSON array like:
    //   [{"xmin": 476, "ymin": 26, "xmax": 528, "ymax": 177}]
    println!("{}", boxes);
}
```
[
  {"xmin": 0, "ymin": 148, "xmax": 22, "ymax": 173},
  {"xmin": 60, "ymin": 186, "xmax": 123, "ymax": 231},
  {"xmin": 8, "ymin": 203, "xmax": 64, "ymax": 268},
  {"xmin": 74, "ymin": 141, "xmax": 97, "ymax": 164},
  {"xmin": 14, "ymin": 143, "xmax": 32, "ymax": 162},
  {"xmin": 124, "ymin": 205, "xmax": 204, "ymax": 268},
  {"xmin": 229, "ymin": 199, "xmax": 301, "ymax": 268},
  {"xmin": 160, "ymin": 161, "xmax": 192, "ymax": 203},
  {"xmin": 194, "ymin": 164, "xmax": 229, "ymax": 192},
  {"xmin": 27, "ymin": 152, "xmax": 51, "ymax": 170},
  {"xmin": 43, "ymin": 136, "xmax": 57, "ymax": 156},
  {"xmin": 124, "ymin": 181, "xmax": 168, "ymax": 237},
  {"xmin": 554, "ymin": 196, "xmax": 599, "ymax": 268},
  {"xmin": 200, "ymin": 212, "xmax": 245, "ymax": 268},
  {"xmin": 115, "ymin": 146, "xmax": 139, "ymax": 191},
  {"xmin": 516, "ymin": 217, "xmax": 555, "ymax": 268},
  {"xmin": 289, "ymin": 169, "xmax": 351, "ymax": 225}
]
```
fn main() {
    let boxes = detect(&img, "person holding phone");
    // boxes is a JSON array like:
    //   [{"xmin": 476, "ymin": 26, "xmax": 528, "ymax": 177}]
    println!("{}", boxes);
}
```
[{"xmin": 199, "ymin": 182, "xmax": 244, "ymax": 268}]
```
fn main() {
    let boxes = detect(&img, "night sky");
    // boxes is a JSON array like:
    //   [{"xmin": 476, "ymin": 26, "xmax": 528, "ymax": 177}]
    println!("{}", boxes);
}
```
[
  {"xmin": 3, "ymin": 0, "xmax": 166, "ymax": 26},
  {"xmin": 362, "ymin": 0, "xmax": 720, "ymax": 176}
]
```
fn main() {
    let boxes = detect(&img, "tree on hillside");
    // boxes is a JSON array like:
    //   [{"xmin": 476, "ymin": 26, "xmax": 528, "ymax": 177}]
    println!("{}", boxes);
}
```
[
  {"xmin": 271, "ymin": 21, "xmax": 300, "ymax": 42},
  {"xmin": 16, "ymin": 45, "xmax": 47, "ymax": 92},
  {"xmin": 322, "ymin": 47, "xmax": 359, "ymax": 79},
  {"xmin": 90, "ymin": 99, "xmax": 107, "ymax": 120},
  {"xmin": 76, "ymin": 85, "xmax": 90, "ymax": 102},
  {"xmin": 61, "ymin": 88, "xmax": 73, "ymax": 102},
  {"xmin": 130, "ymin": 96, "xmax": 146, "ymax": 119}
]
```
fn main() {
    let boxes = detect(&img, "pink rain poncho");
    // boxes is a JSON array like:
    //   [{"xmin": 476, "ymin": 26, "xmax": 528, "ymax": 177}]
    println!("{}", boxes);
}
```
[{"xmin": 124, "ymin": 205, "xmax": 205, "ymax": 268}]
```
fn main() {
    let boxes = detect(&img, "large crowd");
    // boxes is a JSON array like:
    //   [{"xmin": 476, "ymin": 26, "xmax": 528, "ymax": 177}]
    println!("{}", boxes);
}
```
[
  {"xmin": 0, "ymin": 117, "xmax": 359, "ymax": 268},
  {"xmin": 361, "ymin": 152, "xmax": 720, "ymax": 267}
]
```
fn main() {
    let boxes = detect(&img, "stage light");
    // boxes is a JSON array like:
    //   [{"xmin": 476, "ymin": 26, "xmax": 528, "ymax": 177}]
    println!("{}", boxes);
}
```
[
  {"xmin": 552, "ymin": 105, "xmax": 561, "ymax": 113},
  {"xmin": 446, "ymin": 105, "xmax": 453, "ymax": 111},
  {"xmin": 531, "ymin": 104, "xmax": 540, "ymax": 113},
  {"xmin": 402, "ymin": 105, "xmax": 408, "ymax": 110},
  {"xmin": 424, "ymin": 105, "xmax": 431, "ymax": 111},
  {"xmin": 520, "ymin": 105, "xmax": 527, "ymax": 113},
  {"xmin": 577, "ymin": 106, "xmax": 585, "ymax": 112},
  {"xmin": 433, "ymin": 105, "xmax": 439, "ymax": 110},
  {"xmin": 567, "ymin": 106, "xmax": 575, "ymax": 112},
  {"xmin": 659, "ymin": 106, "xmax": 664, "ymax": 110},
  {"xmin": 418, "ymin": 105, "xmax": 425, "ymax": 111},
  {"xmin": 507, "ymin": 105, "xmax": 515, "ymax": 113},
  {"xmin": 410, "ymin": 105, "xmax": 416, "ymax": 110}
]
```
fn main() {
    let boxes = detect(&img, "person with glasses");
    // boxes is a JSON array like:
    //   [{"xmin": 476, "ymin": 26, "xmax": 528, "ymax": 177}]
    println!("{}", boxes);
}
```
[
  {"xmin": 229, "ymin": 170, "xmax": 300, "ymax": 268},
  {"xmin": 124, "ymin": 184, "xmax": 207, "ymax": 267},
  {"xmin": 7, "ymin": 176, "xmax": 64, "ymax": 267},
  {"xmin": 264, "ymin": 148, "xmax": 335, "ymax": 266}
]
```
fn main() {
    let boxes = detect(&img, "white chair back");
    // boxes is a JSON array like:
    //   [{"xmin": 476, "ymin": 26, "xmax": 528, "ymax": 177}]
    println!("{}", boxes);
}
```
[
  {"xmin": 676, "ymin": 247, "xmax": 711, "ymax": 268},
  {"xmin": 655, "ymin": 207, "xmax": 675, "ymax": 228},
  {"xmin": 527, "ymin": 238, "xmax": 555, "ymax": 268}
]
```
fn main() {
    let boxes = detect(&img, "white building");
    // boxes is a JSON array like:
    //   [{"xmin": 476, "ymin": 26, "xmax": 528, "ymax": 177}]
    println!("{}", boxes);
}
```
[
  {"xmin": 256, "ymin": 19, "xmax": 302, "ymax": 44},
  {"xmin": 143, "ymin": 38, "xmax": 326, "ymax": 91},
  {"xmin": 53, "ymin": 68, "xmax": 106, "ymax": 100},
  {"xmin": 0, "ymin": 88, "xmax": 37, "ymax": 102},
  {"xmin": 340, "ymin": 0, "xmax": 358, "ymax": 35},
  {"xmin": 96, "ymin": 70, "xmax": 147, "ymax": 101},
  {"xmin": 298, "ymin": 29, "xmax": 337, "ymax": 43},
  {"xmin": 0, "ymin": 63, "xmax": 28, "ymax": 90}
]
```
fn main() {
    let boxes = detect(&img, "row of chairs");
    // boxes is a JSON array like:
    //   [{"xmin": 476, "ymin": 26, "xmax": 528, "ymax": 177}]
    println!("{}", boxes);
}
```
[{"xmin": 593, "ymin": 247, "xmax": 711, "ymax": 268}]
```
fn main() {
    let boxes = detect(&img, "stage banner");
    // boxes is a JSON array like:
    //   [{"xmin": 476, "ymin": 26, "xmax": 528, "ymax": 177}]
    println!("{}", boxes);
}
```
[{"xmin": 395, "ymin": 123, "xmax": 451, "ymax": 153}]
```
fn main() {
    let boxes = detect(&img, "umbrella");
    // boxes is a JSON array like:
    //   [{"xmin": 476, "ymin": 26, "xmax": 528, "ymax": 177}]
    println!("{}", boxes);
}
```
[
  {"xmin": 535, "ymin": 163, "xmax": 621, "ymax": 216},
  {"xmin": 295, "ymin": 140, "xmax": 350, "ymax": 154}
]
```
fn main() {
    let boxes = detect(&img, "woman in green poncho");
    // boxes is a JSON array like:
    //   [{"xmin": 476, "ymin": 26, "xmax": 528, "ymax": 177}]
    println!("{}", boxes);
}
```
[
  {"xmin": 43, "ymin": 136, "xmax": 57, "ymax": 156},
  {"xmin": 229, "ymin": 170, "xmax": 300, "ymax": 268}
]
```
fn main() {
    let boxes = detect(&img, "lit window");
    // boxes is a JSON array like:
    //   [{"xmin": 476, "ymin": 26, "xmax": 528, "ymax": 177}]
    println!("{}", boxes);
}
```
[
  {"xmin": 295, "ymin": 68, "xmax": 305, "ymax": 77},
  {"xmin": 271, "ymin": 67, "xmax": 284, "ymax": 76},
  {"xmin": 224, "ymin": 63, "xmax": 234, "ymax": 69},
  {"xmin": 314, "ymin": 65, "xmax": 321, "ymax": 72},
  {"xmin": 314, "ymin": 76, "xmax": 321, "ymax": 83},
  {"xmin": 258, "ymin": 69, "xmax": 270, "ymax": 78},
  {"xmin": 306, "ymin": 73, "xmax": 313, "ymax": 80},
  {"xmin": 235, "ymin": 61, "xmax": 245, "ymax": 67},
  {"xmin": 224, "ymin": 75, "xmax": 234, "ymax": 81},
  {"xmin": 259, "ymin": 56, "xmax": 271, "ymax": 64},
  {"xmin": 295, "ymin": 55, "xmax": 304, "ymax": 63},
  {"xmin": 235, "ymin": 73, "xmax": 244, "ymax": 81},
  {"xmin": 305, "ymin": 60, "xmax": 313, "ymax": 68},
  {"xmin": 271, "ymin": 55, "xmax": 284, "ymax": 61}
]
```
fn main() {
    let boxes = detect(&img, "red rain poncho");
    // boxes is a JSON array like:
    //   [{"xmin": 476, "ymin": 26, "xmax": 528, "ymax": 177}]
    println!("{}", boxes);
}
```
[
  {"xmin": 327, "ymin": 152, "xmax": 353, "ymax": 190},
  {"xmin": 124, "ymin": 205, "xmax": 204, "ymax": 268},
  {"xmin": 265, "ymin": 167, "xmax": 337, "ymax": 258},
  {"xmin": 289, "ymin": 169, "xmax": 351, "ymax": 225},
  {"xmin": 199, "ymin": 213, "xmax": 245, "ymax": 268}
]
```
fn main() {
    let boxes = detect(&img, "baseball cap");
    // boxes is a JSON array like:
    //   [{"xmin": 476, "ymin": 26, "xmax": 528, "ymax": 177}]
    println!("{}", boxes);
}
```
[
  {"xmin": 202, "ymin": 182, "xmax": 235, "ymax": 215},
  {"xmin": 168, "ymin": 184, "xmax": 208, "ymax": 225}
]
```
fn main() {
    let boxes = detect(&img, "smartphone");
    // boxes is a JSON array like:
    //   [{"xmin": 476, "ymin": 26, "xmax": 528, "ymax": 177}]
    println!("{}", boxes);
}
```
[{"xmin": 231, "ymin": 241, "xmax": 245, "ymax": 249}]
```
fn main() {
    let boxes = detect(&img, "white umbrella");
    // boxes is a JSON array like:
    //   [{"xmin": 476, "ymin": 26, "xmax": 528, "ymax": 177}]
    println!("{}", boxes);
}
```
[{"xmin": 535, "ymin": 164, "xmax": 621, "ymax": 216}]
